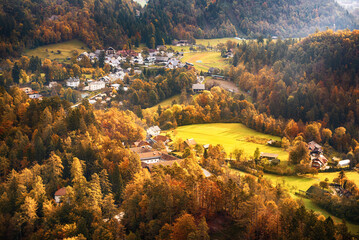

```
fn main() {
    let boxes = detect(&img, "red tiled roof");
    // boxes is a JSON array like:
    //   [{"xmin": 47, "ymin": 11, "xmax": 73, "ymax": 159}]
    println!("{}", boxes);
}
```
[
  {"xmin": 54, "ymin": 187, "xmax": 66, "ymax": 196},
  {"xmin": 130, "ymin": 146, "xmax": 152, "ymax": 153},
  {"xmin": 138, "ymin": 151, "xmax": 163, "ymax": 160},
  {"xmin": 134, "ymin": 140, "xmax": 150, "ymax": 147},
  {"xmin": 153, "ymin": 135, "xmax": 169, "ymax": 142}
]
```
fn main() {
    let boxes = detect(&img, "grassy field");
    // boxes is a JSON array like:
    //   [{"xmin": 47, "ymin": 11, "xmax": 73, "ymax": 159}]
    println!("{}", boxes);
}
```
[
  {"xmin": 264, "ymin": 171, "xmax": 359, "ymax": 192},
  {"xmin": 170, "ymin": 123, "xmax": 288, "ymax": 160},
  {"xmin": 181, "ymin": 52, "xmax": 231, "ymax": 72},
  {"xmin": 25, "ymin": 40, "xmax": 90, "ymax": 63},
  {"xmin": 195, "ymin": 37, "xmax": 244, "ymax": 47}
]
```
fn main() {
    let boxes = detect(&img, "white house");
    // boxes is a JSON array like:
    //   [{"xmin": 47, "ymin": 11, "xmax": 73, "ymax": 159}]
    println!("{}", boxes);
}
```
[
  {"xmin": 66, "ymin": 77, "xmax": 80, "ymax": 88},
  {"xmin": 147, "ymin": 126, "xmax": 161, "ymax": 137},
  {"xmin": 29, "ymin": 93, "xmax": 42, "ymax": 99},
  {"xmin": 88, "ymin": 81, "xmax": 106, "ymax": 91}
]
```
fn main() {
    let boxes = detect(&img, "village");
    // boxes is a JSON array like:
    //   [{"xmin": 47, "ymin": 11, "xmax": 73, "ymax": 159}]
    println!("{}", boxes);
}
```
[{"xmin": 18, "ymin": 42, "xmax": 231, "ymax": 107}]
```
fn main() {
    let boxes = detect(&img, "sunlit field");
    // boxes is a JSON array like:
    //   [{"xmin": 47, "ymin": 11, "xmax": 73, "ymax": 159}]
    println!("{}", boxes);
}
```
[
  {"xmin": 181, "ymin": 52, "xmax": 231, "ymax": 72},
  {"xmin": 170, "ymin": 123, "xmax": 288, "ymax": 160},
  {"xmin": 25, "ymin": 40, "xmax": 90, "ymax": 63}
]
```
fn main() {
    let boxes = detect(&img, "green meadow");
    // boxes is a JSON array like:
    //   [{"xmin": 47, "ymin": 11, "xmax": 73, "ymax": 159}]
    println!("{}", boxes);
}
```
[
  {"xmin": 25, "ymin": 40, "xmax": 90, "ymax": 63},
  {"xmin": 180, "ymin": 52, "xmax": 231, "ymax": 72},
  {"xmin": 171, "ymin": 123, "xmax": 288, "ymax": 160},
  {"xmin": 195, "ymin": 37, "xmax": 244, "ymax": 47}
]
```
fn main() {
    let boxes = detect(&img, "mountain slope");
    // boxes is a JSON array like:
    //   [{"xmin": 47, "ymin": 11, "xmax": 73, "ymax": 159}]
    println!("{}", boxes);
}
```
[
  {"xmin": 144, "ymin": 0, "xmax": 356, "ymax": 39},
  {"xmin": 0, "ymin": 0, "xmax": 357, "ymax": 58}
]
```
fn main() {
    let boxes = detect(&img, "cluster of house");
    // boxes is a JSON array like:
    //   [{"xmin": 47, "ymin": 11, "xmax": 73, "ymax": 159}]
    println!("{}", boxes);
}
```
[
  {"xmin": 129, "ymin": 126, "xmax": 183, "ymax": 171},
  {"xmin": 77, "ymin": 46, "xmax": 189, "ymax": 70},
  {"xmin": 308, "ymin": 141, "xmax": 350, "ymax": 170},
  {"xmin": 88, "ymin": 92, "xmax": 116, "ymax": 105},
  {"xmin": 20, "ymin": 87, "xmax": 43, "ymax": 100},
  {"xmin": 304, "ymin": 182, "xmax": 352, "ymax": 199}
]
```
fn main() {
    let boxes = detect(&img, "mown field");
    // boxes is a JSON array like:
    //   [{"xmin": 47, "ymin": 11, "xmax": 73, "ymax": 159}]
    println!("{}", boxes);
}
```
[
  {"xmin": 25, "ymin": 40, "xmax": 90, "ymax": 63},
  {"xmin": 181, "ymin": 52, "xmax": 231, "ymax": 72},
  {"xmin": 170, "ymin": 123, "xmax": 288, "ymax": 160}
]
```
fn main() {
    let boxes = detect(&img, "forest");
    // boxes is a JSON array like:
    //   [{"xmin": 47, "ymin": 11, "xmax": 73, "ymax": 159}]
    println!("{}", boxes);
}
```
[{"xmin": 0, "ymin": 87, "xmax": 356, "ymax": 239}]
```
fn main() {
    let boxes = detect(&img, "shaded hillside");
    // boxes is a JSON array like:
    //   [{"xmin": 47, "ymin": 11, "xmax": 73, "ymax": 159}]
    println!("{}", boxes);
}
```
[
  {"xmin": 144, "ymin": 0, "xmax": 356, "ymax": 39},
  {"xmin": 0, "ymin": 0, "xmax": 357, "ymax": 58}
]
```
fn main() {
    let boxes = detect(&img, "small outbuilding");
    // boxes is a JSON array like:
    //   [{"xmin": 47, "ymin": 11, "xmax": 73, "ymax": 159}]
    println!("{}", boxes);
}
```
[{"xmin": 54, "ymin": 187, "xmax": 66, "ymax": 204}]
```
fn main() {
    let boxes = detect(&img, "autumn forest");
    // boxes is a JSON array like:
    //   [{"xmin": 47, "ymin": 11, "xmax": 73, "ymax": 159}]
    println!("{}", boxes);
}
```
[{"xmin": 0, "ymin": 0, "xmax": 359, "ymax": 239}]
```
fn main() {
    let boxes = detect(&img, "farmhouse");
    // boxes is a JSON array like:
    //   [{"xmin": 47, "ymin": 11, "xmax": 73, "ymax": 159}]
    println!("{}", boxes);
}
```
[
  {"xmin": 147, "ymin": 126, "xmax": 161, "ymax": 137},
  {"xmin": 153, "ymin": 135, "xmax": 170, "ymax": 144},
  {"xmin": 308, "ymin": 141, "xmax": 322, "ymax": 154},
  {"xmin": 134, "ymin": 140, "xmax": 151, "ymax": 147},
  {"xmin": 66, "ymin": 77, "xmax": 80, "ymax": 88},
  {"xmin": 172, "ymin": 40, "xmax": 189, "ymax": 46},
  {"xmin": 54, "ymin": 187, "xmax": 66, "ymax": 204},
  {"xmin": 192, "ymin": 83, "xmax": 205, "ymax": 93},
  {"xmin": 141, "ymin": 153, "xmax": 182, "ymax": 171},
  {"xmin": 260, "ymin": 153, "xmax": 278, "ymax": 160},
  {"xmin": 311, "ymin": 154, "xmax": 328, "ymax": 169},
  {"xmin": 329, "ymin": 183, "xmax": 352, "ymax": 197},
  {"xmin": 138, "ymin": 151, "xmax": 163, "ymax": 164},
  {"xmin": 307, "ymin": 141, "xmax": 328, "ymax": 169}
]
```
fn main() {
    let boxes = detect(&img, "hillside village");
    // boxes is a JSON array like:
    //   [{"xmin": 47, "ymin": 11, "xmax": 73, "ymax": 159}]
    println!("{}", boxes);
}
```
[{"xmin": 18, "ymin": 43, "xmax": 223, "ymax": 107}]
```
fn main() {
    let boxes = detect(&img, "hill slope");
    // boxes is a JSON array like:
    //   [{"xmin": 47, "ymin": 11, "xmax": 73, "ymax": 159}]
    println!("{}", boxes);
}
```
[{"xmin": 143, "ymin": 0, "xmax": 356, "ymax": 39}]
